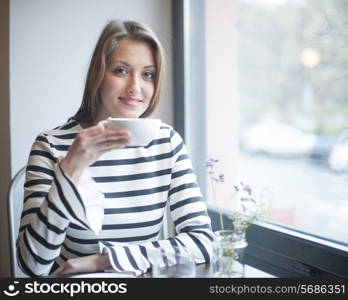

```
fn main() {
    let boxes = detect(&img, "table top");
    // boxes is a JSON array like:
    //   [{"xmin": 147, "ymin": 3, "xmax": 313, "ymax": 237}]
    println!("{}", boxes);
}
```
[
  {"xmin": 51, "ymin": 263, "xmax": 274, "ymax": 278},
  {"xmin": 194, "ymin": 263, "xmax": 274, "ymax": 278}
]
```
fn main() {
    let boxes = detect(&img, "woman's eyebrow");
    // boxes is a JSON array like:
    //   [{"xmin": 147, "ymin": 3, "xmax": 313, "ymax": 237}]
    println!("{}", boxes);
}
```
[
  {"xmin": 112, "ymin": 60, "xmax": 156, "ymax": 69},
  {"xmin": 144, "ymin": 65, "xmax": 156, "ymax": 69},
  {"xmin": 112, "ymin": 60, "xmax": 130, "ymax": 66}
]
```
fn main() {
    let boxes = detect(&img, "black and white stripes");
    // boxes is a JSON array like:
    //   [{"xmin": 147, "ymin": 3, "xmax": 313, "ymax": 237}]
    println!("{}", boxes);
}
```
[{"xmin": 17, "ymin": 120, "xmax": 213, "ymax": 276}]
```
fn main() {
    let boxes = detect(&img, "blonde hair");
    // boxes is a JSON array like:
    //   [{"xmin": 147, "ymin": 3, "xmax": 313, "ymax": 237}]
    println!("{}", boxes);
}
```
[{"xmin": 71, "ymin": 20, "xmax": 166, "ymax": 124}]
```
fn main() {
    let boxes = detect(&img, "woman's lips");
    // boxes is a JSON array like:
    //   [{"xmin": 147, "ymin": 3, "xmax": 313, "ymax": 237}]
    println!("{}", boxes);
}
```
[{"xmin": 119, "ymin": 97, "xmax": 143, "ymax": 107}]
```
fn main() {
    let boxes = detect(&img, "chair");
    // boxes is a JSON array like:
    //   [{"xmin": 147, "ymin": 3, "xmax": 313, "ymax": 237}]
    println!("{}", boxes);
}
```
[
  {"xmin": 7, "ymin": 166, "xmax": 28, "ymax": 277},
  {"xmin": 159, "ymin": 201, "xmax": 175, "ymax": 240}
]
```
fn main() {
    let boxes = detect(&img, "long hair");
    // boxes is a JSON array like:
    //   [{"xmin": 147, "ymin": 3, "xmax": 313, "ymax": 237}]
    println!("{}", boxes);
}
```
[{"xmin": 70, "ymin": 20, "xmax": 166, "ymax": 124}]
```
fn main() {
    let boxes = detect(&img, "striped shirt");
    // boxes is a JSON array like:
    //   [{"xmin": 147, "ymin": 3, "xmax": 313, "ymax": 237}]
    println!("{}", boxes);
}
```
[{"xmin": 17, "ymin": 119, "xmax": 213, "ymax": 277}]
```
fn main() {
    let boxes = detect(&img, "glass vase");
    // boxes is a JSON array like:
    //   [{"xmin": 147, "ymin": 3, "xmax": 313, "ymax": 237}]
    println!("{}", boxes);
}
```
[{"xmin": 212, "ymin": 230, "xmax": 248, "ymax": 277}]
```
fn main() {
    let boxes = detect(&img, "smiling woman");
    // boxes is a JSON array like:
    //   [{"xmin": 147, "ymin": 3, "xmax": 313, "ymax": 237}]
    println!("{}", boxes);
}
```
[
  {"xmin": 72, "ymin": 20, "xmax": 166, "ymax": 126},
  {"xmin": 16, "ymin": 20, "xmax": 213, "ymax": 277},
  {"xmin": 97, "ymin": 38, "xmax": 156, "ymax": 120}
]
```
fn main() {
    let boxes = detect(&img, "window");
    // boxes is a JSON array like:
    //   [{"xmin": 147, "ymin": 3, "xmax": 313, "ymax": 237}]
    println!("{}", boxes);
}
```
[
  {"xmin": 237, "ymin": 0, "xmax": 348, "ymax": 245},
  {"xmin": 173, "ymin": 0, "xmax": 348, "ymax": 277}
]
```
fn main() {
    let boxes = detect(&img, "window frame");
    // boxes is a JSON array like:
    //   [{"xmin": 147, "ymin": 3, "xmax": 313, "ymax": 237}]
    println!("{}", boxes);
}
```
[
  {"xmin": 172, "ymin": 0, "xmax": 207, "ymax": 196},
  {"xmin": 173, "ymin": 0, "xmax": 348, "ymax": 278}
]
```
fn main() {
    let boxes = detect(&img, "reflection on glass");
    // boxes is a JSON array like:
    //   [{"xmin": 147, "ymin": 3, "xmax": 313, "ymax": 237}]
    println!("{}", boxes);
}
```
[{"xmin": 237, "ymin": 0, "xmax": 348, "ymax": 244}]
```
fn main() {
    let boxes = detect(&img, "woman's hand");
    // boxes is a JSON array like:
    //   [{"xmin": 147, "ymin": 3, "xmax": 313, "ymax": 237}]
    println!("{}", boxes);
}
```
[
  {"xmin": 60, "ymin": 121, "xmax": 130, "ymax": 184},
  {"xmin": 52, "ymin": 253, "xmax": 111, "ymax": 276}
]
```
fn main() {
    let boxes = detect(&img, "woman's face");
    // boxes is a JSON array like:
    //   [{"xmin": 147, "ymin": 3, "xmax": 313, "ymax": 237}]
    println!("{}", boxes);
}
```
[{"xmin": 97, "ymin": 37, "xmax": 156, "ymax": 121}]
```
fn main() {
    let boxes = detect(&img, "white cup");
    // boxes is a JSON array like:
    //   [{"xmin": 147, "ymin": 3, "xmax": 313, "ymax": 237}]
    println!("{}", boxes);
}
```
[{"xmin": 106, "ymin": 118, "xmax": 161, "ymax": 146}]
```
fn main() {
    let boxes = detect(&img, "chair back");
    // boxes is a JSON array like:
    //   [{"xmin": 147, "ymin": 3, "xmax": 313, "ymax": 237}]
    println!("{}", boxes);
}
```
[
  {"xmin": 158, "ymin": 200, "xmax": 175, "ymax": 239},
  {"xmin": 7, "ymin": 166, "xmax": 27, "ymax": 277}
]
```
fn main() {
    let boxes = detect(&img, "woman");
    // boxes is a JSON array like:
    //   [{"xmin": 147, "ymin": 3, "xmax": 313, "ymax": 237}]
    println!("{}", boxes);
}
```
[{"xmin": 17, "ymin": 20, "xmax": 213, "ymax": 277}]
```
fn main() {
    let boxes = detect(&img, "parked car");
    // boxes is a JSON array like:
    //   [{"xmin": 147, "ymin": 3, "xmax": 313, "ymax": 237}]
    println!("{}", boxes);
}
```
[
  {"xmin": 328, "ymin": 132, "xmax": 348, "ymax": 173},
  {"xmin": 240, "ymin": 122, "xmax": 317, "ymax": 158},
  {"xmin": 308, "ymin": 134, "xmax": 339, "ymax": 166}
]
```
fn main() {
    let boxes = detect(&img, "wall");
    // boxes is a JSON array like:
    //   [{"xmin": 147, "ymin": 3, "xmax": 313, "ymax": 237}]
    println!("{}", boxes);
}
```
[
  {"xmin": 10, "ymin": 0, "xmax": 173, "ymax": 174},
  {"xmin": 1, "ymin": 0, "xmax": 173, "ymax": 277},
  {"xmin": 205, "ymin": 0, "xmax": 240, "ymax": 208}
]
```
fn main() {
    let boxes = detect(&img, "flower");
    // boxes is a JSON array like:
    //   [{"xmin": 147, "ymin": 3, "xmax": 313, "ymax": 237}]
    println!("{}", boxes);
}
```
[
  {"xmin": 207, "ymin": 158, "xmax": 271, "ymax": 277},
  {"xmin": 230, "ymin": 181, "xmax": 260, "ymax": 234},
  {"xmin": 206, "ymin": 158, "xmax": 225, "ymax": 229},
  {"xmin": 206, "ymin": 158, "xmax": 266, "ymax": 233}
]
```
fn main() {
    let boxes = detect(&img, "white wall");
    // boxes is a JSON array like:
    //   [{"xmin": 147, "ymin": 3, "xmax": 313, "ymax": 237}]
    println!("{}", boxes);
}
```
[
  {"xmin": 205, "ymin": 0, "xmax": 240, "ymax": 208},
  {"xmin": 10, "ymin": 0, "xmax": 173, "ymax": 174},
  {"xmin": 2, "ymin": 0, "xmax": 173, "ymax": 277}
]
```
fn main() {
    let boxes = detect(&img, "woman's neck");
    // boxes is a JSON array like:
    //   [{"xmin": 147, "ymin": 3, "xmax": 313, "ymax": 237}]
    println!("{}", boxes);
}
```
[{"xmin": 79, "ymin": 119, "xmax": 96, "ymax": 129}]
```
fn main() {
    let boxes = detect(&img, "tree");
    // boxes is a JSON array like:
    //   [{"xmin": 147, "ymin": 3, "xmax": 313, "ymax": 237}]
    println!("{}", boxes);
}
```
[{"xmin": 238, "ymin": 0, "xmax": 348, "ymax": 134}]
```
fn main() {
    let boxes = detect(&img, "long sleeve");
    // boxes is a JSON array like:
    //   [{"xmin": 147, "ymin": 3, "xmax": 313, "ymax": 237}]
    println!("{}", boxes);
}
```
[
  {"xmin": 17, "ymin": 121, "xmax": 213, "ymax": 277},
  {"xmin": 99, "ymin": 130, "xmax": 214, "ymax": 276},
  {"xmin": 16, "ymin": 133, "xmax": 94, "ymax": 277}
]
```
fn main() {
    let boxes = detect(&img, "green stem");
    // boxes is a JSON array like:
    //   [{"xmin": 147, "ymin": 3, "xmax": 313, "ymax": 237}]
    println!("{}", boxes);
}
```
[{"xmin": 210, "ymin": 178, "xmax": 224, "ymax": 230}]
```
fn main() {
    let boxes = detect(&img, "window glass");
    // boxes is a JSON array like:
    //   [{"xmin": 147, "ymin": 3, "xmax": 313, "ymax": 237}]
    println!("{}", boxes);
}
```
[{"xmin": 205, "ymin": 0, "xmax": 348, "ymax": 244}]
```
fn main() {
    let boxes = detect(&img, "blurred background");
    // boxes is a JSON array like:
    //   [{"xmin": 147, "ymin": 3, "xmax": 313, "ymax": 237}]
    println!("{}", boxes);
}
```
[{"xmin": 204, "ymin": 0, "xmax": 348, "ymax": 246}]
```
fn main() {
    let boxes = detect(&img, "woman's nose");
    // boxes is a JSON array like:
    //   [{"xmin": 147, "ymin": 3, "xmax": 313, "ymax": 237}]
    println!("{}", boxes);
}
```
[{"xmin": 126, "ymin": 74, "xmax": 141, "ymax": 95}]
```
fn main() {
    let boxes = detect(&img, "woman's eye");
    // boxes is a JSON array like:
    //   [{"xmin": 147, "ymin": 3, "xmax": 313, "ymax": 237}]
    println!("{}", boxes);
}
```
[
  {"xmin": 143, "ymin": 71, "xmax": 156, "ymax": 80},
  {"xmin": 113, "ymin": 67, "xmax": 128, "ymax": 76}
]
